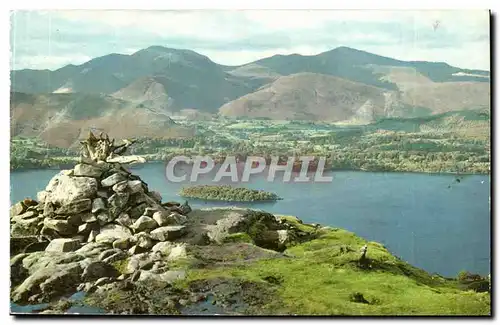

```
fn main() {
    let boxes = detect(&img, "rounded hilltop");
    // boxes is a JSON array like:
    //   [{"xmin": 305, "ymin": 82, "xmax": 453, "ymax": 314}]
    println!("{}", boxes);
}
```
[{"xmin": 179, "ymin": 185, "xmax": 282, "ymax": 202}]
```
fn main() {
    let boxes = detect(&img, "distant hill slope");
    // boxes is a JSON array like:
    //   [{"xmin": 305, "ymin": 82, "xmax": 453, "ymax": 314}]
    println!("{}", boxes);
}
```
[
  {"xmin": 249, "ymin": 47, "xmax": 489, "ymax": 89},
  {"xmin": 368, "ymin": 109, "xmax": 490, "ymax": 140},
  {"xmin": 400, "ymin": 81, "xmax": 490, "ymax": 114},
  {"xmin": 10, "ymin": 45, "xmax": 490, "ymax": 121},
  {"xmin": 218, "ymin": 72, "xmax": 490, "ymax": 122},
  {"xmin": 219, "ymin": 73, "xmax": 394, "ymax": 122},
  {"xmin": 111, "ymin": 76, "xmax": 174, "ymax": 112},
  {"xmin": 10, "ymin": 92, "xmax": 194, "ymax": 148},
  {"xmin": 11, "ymin": 46, "xmax": 261, "ymax": 112}
]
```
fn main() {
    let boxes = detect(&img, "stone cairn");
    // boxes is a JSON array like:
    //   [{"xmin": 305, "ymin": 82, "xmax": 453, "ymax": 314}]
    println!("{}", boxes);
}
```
[
  {"xmin": 10, "ymin": 132, "xmax": 305, "ymax": 305},
  {"xmin": 10, "ymin": 131, "xmax": 192, "ymax": 256}
]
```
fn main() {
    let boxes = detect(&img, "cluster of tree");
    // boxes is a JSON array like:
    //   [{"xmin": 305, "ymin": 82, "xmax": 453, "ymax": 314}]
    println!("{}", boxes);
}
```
[
  {"xmin": 10, "ymin": 139, "xmax": 78, "ymax": 170},
  {"xmin": 9, "ymin": 115, "xmax": 490, "ymax": 176},
  {"xmin": 328, "ymin": 150, "xmax": 489, "ymax": 174},
  {"xmin": 179, "ymin": 185, "xmax": 281, "ymax": 202},
  {"xmin": 10, "ymin": 156, "xmax": 77, "ymax": 170}
]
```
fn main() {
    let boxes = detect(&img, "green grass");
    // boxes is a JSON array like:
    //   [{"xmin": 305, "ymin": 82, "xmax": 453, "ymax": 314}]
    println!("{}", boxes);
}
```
[
  {"xmin": 222, "ymin": 232, "xmax": 254, "ymax": 244},
  {"xmin": 276, "ymin": 215, "xmax": 318, "ymax": 233},
  {"xmin": 111, "ymin": 258, "xmax": 130, "ymax": 274},
  {"xmin": 176, "ymin": 227, "xmax": 490, "ymax": 315}
]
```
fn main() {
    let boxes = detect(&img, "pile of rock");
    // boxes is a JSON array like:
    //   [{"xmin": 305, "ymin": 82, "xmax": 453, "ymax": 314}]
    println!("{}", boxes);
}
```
[
  {"xmin": 9, "ymin": 132, "xmax": 311, "ymax": 309},
  {"xmin": 11, "ymin": 160, "xmax": 191, "ymax": 255},
  {"xmin": 9, "ymin": 133, "xmax": 198, "ymax": 304}
]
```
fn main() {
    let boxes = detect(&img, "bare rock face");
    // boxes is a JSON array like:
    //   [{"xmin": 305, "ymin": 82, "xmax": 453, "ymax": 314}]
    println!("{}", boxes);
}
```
[
  {"xmin": 151, "ymin": 242, "xmax": 175, "ymax": 255},
  {"xmin": 112, "ymin": 181, "xmax": 128, "ymax": 193},
  {"xmin": 36, "ymin": 191, "xmax": 50, "ymax": 204},
  {"xmin": 168, "ymin": 212, "xmax": 188, "ymax": 225},
  {"xmin": 97, "ymin": 190, "xmax": 111, "ymax": 199},
  {"xmin": 133, "ymin": 232, "xmax": 154, "ymax": 249},
  {"xmin": 152, "ymin": 211, "xmax": 170, "ymax": 227},
  {"xmin": 138, "ymin": 269, "xmax": 186, "ymax": 283},
  {"xmin": 97, "ymin": 212, "xmax": 114, "ymax": 225},
  {"xmin": 128, "ymin": 245, "xmax": 149, "ymax": 256},
  {"xmin": 116, "ymin": 213, "xmax": 133, "ymax": 227},
  {"xmin": 102, "ymin": 251, "xmax": 127, "ymax": 265},
  {"xmin": 87, "ymin": 230, "xmax": 100, "ymax": 243},
  {"xmin": 55, "ymin": 199, "xmax": 92, "ymax": 215},
  {"xmin": 143, "ymin": 207, "xmax": 158, "ymax": 217},
  {"xmin": 11, "ymin": 215, "xmax": 44, "ymax": 237},
  {"xmin": 127, "ymin": 180, "xmax": 145, "ymax": 194},
  {"xmin": 67, "ymin": 214, "xmax": 83, "ymax": 227},
  {"xmin": 112, "ymin": 238, "xmax": 131, "ymax": 250},
  {"xmin": 78, "ymin": 223, "xmax": 96, "ymax": 235},
  {"xmin": 95, "ymin": 224, "xmax": 133, "ymax": 245},
  {"xmin": 12, "ymin": 262, "xmax": 83, "ymax": 303},
  {"xmin": 150, "ymin": 226, "xmax": 187, "ymax": 242},
  {"xmin": 80, "ymin": 212, "xmax": 97, "ymax": 223},
  {"xmin": 45, "ymin": 239, "xmax": 81, "ymax": 253},
  {"xmin": 43, "ymin": 219, "xmax": 76, "ymax": 236},
  {"xmin": 108, "ymin": 193, "xmax": 130, "ymax": 217},
  {"xmin": 204, "ymin": 211, "xmax": 248, "ymax": 243},
  {"xmin": 101, "ymin": 173, "xmax": 128, "ymax": 188},
  {"xmin": 11, "ymin": 210, "xmax": 38, "ymax": 222},
  {"xmin": 11, "ymin": 237, "xmax": 42, "ymax": 256},
  {"xmin": 74, "ymin": 164, "xmax": 104, "ymax": 178},
  {"xmin": 39, "ymin": 262, "xmax": 83, "ymax": 300},
  {"xmin": 10, "ymin": 202, "xmax": 27, "ymax": 218},
  {"xmin": 130, "ymin": 216, "xmax": 158, "ymax": 233},
  {"xmin": 91, "ymin": 198, "xmax": 107, "ymax": 214},
  {"xmin": 81, "ymin": 261, "xmax": 120, "ymax": 282},
  {"xmin": 129, "ymin": 203, "xmax": 148, "ymax": 219},
  {"xmin": 42, "ymin": 172, "xmax": 98, "ymax": 206},
  {"xmin": 166, "ymin": 244, "xmax": 187, "ymax": 261}
]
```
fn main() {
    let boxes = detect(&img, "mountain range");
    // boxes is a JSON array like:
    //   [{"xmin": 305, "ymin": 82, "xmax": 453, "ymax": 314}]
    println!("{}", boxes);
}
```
[{"xmin": 10, "ymin": 46, "xmax": 490, "ymax": 147}]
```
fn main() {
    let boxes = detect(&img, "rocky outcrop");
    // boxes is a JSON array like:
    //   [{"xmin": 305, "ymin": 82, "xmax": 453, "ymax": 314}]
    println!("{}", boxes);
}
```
[
  {"xmin": 38, "ymin": 172, "xmax": 98, "ymax": 206},
  {"xmin": 150, "ymin": 226, "xmax": 187, "ymax": 242},
  {"xmin": 202, "ymin": 209, "xmax": 293, "ymax": 250},
  {"xmin": 45, "ymin": 239, "xmax": 81, "ymax": 252},
  {"xmin": 9, "ymin": 133, "xmax": 310, "ymax": 309},
  {"xmin": 10, "ymin": 205, "xmax": 307, "ymax": 305},
  {"xmin": 10, "ymin": 150, "xmax": 192, "ymax": 252},
  {"xmin": 10, "ymin": 133, "xmax": 196, "ymax": 305}
]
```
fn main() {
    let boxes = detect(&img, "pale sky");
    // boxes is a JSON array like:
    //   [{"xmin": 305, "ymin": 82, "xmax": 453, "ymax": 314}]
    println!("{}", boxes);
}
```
[{"xmin": 10, "ymin": 10, "xmax": 490, "ymax": 71}]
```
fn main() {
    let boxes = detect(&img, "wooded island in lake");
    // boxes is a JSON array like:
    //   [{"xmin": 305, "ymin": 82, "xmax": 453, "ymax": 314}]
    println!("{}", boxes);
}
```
[{"xmin": 179, "ymin": 185, "xmax": 282, "ymax": 202}]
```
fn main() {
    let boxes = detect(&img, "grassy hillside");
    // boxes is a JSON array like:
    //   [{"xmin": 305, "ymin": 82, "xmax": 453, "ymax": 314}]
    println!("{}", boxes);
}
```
[{"xmin": 172, "ymin": 217, "xmax": 490, "ymax": 315}]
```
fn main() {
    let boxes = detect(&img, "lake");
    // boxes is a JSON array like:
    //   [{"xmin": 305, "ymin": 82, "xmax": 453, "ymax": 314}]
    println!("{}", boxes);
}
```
[{"xmin": 10, "ymin": 162, "xmax": 491, "ymax": 277}]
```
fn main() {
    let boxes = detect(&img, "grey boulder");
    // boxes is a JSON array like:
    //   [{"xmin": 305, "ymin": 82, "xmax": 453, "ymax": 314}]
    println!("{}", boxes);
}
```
[
  {"xmin": 45, "ymin": 238, "xmax": 81, "ymax": 253},
  {"xmin": 150, "ymin": 226, "xmax": 186, "ymax": 242}
]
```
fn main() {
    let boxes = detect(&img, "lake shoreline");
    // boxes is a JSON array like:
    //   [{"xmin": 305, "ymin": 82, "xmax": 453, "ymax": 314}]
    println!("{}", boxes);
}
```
[
  {"xmin": 10, "ymin": 163, "xmax": 491, "ymax": 277},
  {"xmin": 10, "ymin": 160, "xmax": 491, "ymax": 176}
]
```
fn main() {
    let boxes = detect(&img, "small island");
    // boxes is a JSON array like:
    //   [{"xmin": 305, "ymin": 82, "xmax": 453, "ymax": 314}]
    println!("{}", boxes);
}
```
[{"xmin": 179, "ymin": 185, "xmax": 282, "ymax": 202}]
